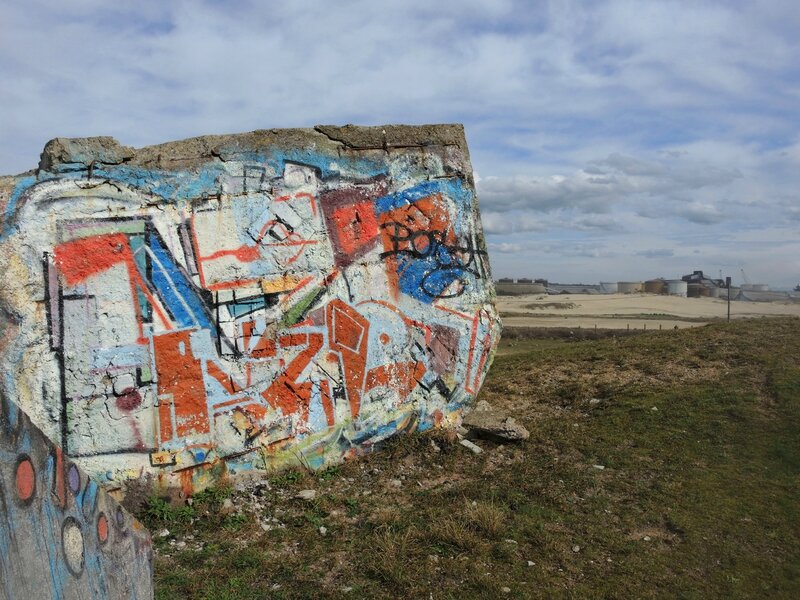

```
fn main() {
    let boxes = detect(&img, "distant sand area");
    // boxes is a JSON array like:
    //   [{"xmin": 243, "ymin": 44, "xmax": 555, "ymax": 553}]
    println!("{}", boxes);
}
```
[{"xmin": 498, "ymin": 293, "xmax": 800, "ymax": 330}]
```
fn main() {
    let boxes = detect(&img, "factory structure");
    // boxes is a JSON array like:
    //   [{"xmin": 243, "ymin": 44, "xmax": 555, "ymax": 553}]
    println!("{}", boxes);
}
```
[{"xmin": 496, "ymin": 270, "xmax": 798, "ymax": 302}]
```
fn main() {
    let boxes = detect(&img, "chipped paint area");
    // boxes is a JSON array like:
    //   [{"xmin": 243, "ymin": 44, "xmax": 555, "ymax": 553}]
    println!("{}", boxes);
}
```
[{"xmin": 0, "ymin": 126, "xmax": 500, "ymax": 494}]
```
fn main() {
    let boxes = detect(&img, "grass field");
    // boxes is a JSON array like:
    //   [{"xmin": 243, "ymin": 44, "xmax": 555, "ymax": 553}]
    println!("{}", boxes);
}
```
[{"xmin": 139, "ymin": 317, "xmax": 800, "ymax": 599}]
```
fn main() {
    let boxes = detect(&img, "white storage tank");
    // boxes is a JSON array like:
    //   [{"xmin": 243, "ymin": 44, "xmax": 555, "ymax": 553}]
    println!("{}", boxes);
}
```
[
  {"xmin": 666, "ymin": 280, "xmax": 688, "ymax": 297},
  {"xmin": 742, "ymin": 283, "xmax": 769, "ymax": 291},
  {"xmin": 600, "ymin": 281, "xmax": 619, "ymax": 294}
]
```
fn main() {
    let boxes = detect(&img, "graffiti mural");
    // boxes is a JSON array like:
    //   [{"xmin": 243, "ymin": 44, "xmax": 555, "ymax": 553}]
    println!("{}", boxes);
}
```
[
  {"xmin": 0, "ymin": 125, "xmax": 500, "ymax": 493},
  {"xmin": 0, "ymin": 391, "xmax": 153, "ymax": 599}
]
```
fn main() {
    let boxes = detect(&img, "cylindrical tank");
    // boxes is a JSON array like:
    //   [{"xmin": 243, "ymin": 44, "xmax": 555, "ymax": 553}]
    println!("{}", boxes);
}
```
[
  {"xmin": 617, "ymin": 281, "xmax": 643, "ymax": 294},
  {"xmin": 666, "ymin": 280, "xmax": 688, "ymax": 297},
  {"xmin": 707, "ymin": 286, "xmax": 721, "ymax": 298},
  {"xmin": 495, "ymin": 282, "xmax": 547, "ymax": 296},
  {"xmin": 525, "ymin": 283, "xmax": 547, "ymax": 294},
  {"xmin": 644, "ymin": 279, "xmax": 666, "ymax": 294},
  {"xmin": 600, "ymin": 281, "xmax": 618, "ymax": 294},
  {"xmin": 687, "ymin": 283, "xmax": 703, "ymax": 298},
  {"xmin": 742, "ymin": 283, "xmax": 769, "ymax": 291}
]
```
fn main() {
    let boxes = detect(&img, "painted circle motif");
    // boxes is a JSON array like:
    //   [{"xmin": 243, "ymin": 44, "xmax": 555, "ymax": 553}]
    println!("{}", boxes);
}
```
[
  {"xmin": 61, "ymin": 517, "xmax": 85, "ymax": 577},
  {"xmin": 14, "ymin": 455, "xmax": 35, "ymax": 503},
  {"xmin": 96, "ymin": 513, "xmax": 109, "ymax": 545},
  {"xmin": 67, "ymin": 464, "xmax": 81, "ymax": 495}
]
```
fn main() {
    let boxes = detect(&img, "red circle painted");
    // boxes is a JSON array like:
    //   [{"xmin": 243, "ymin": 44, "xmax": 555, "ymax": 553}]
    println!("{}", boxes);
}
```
[
  {"xmin": 97, "ymin": 514, "xmax": 108, "ymax": 543},
  {"xmin": 15, "ymin": 458, "xmax": 35, "ymax": 501}
]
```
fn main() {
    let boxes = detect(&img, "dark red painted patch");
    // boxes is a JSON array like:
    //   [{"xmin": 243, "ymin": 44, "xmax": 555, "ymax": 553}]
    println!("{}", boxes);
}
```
[{"xmin": 115, "ymin": 388, "xmax": 143, "ymax": 411}]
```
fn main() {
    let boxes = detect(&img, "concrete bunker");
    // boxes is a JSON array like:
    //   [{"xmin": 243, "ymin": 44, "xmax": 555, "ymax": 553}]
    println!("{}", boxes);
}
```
[{"xmin": 0, "ymin": 125, "xmax": 501, "ymax": 497}]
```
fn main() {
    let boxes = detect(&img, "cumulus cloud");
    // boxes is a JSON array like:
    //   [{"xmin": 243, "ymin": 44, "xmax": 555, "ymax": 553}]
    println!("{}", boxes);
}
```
[
  {"xmin": 477, "ymin": 173, "xmax": 618, "ymax": 213},
  {"xmin": 551, "ymin": 243, "xmax": 616, "ymax": 259},
  {"xmin": 481, "ymin": 211, "xmax": 545, "ymax": 235},
  {"xmin": 635, "ymin": 249, "xmax": 674, "ymax": 258},
  {"xmin": 477, "ymin": 147, "xmax": 744, "ymax": 246},
  {"xmin": 785, "ymin": 205, "xmax": 800, "ymax": 221},
  {"xmin": 488, "ymin": 242, "xmax": 525, "ymax": 254},
  {"xmin": 477, "ymin": 152, "xmax": 740, "ymax": 216},
  {"xmin": 677, "ymin": 203, "xmax": 725, "ymax": 225},
  {"xmin": 572, "ymin": 216, "xmax": 624, "ymax": 232}
]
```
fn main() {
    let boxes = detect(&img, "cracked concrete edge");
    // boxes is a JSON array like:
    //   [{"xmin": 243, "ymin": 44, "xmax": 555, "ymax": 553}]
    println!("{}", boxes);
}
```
[
  {"xmin": 38, "ymin": 136, "xmax": 136, "ymax": 171},
  {"xmin": 313, "ymin": 123, "xmax": 467, "ymax": 150},
  {"xmin": 0, "ymin": 123, "xmax": 478, "ymax": 240},
  {"xmin": 19, "ymin": 124, "xmax": 469, "ymax": 174}
]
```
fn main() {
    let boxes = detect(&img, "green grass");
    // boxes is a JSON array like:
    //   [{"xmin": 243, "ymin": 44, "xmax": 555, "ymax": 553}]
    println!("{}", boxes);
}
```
[{"xmin": 138, "ymin": 317, "xmax": 800, "ymax": 599}]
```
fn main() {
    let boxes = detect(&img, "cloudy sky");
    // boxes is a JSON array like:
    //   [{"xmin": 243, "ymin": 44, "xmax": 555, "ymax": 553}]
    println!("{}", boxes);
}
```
[{"xmin": 2, "ymin": 0, "xmax": 798, "ymax": 287}]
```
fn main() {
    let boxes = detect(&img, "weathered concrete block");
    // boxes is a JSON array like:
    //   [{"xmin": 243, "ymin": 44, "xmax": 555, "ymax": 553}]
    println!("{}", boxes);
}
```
[
  {"xmin": 0, "ymin": 124, "xmax": 500, "ymax": 494},
  {"xmin": 0, "ymin": 393, "xmax": 153, "ymax": 599}
]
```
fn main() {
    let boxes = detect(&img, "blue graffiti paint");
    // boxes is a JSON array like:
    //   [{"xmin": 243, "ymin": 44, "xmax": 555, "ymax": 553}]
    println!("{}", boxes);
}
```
[
  {"xmin": 148, "ymin": 233, "xmax": 214, "ymax": 331},
  {"xmin": 2, "ymin": 146, "xmax": 388, "ymax": 241},
  {"xmin": 0, "ymin": 175, "xmax": 38, "ymax": 240},
  {"xmin": 395, "ymin": 255, "xmax": 464, "ymax": 303},
  {"xmin": 80, "ymin": 481, "xmax": 98, "ymax": 521},
  {"xmin": 92, "ymin": 165, "xmax": 225, "ymax": 202},
  {"xmin": 374, "ymin": 179, "xmax": 480, "ymax": 304},
  {"xmin": 223, "ymin": 147, "xmax": 387, "ymax": 180},
  {"xmin": 374, "ymin": 179, "xmax": 473, "ymax": 216},
  {"xmin": 227, "ymin": 297, "xmax": 271, "ymax": 318}
]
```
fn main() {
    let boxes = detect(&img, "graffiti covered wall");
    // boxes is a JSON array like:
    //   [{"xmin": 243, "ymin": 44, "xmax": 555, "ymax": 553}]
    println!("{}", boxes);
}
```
[
  {"xmin": 0, "ymin": 391, "xmax": 153, "ymax": 599},
  {"xmin": 0, "ymin": 125, "xmax": 500, "ymax": 494}
]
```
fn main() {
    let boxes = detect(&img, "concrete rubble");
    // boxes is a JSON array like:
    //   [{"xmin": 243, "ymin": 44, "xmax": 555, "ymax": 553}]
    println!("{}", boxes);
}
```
[{"xmin": 462, "ymin": 400, "xmax": 530, "ymax": 442}]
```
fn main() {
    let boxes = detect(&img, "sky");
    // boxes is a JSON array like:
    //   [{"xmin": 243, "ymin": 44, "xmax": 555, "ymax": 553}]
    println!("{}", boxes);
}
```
[{"xmin": 1, "ymin": 0, "xmax": 798, "ymax": 287}]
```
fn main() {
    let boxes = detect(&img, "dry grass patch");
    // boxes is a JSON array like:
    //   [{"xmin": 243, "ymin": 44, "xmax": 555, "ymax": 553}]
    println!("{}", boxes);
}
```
[{"xmin": 463, "ymin": 500, "xmax": 506, "ymax": 539}]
